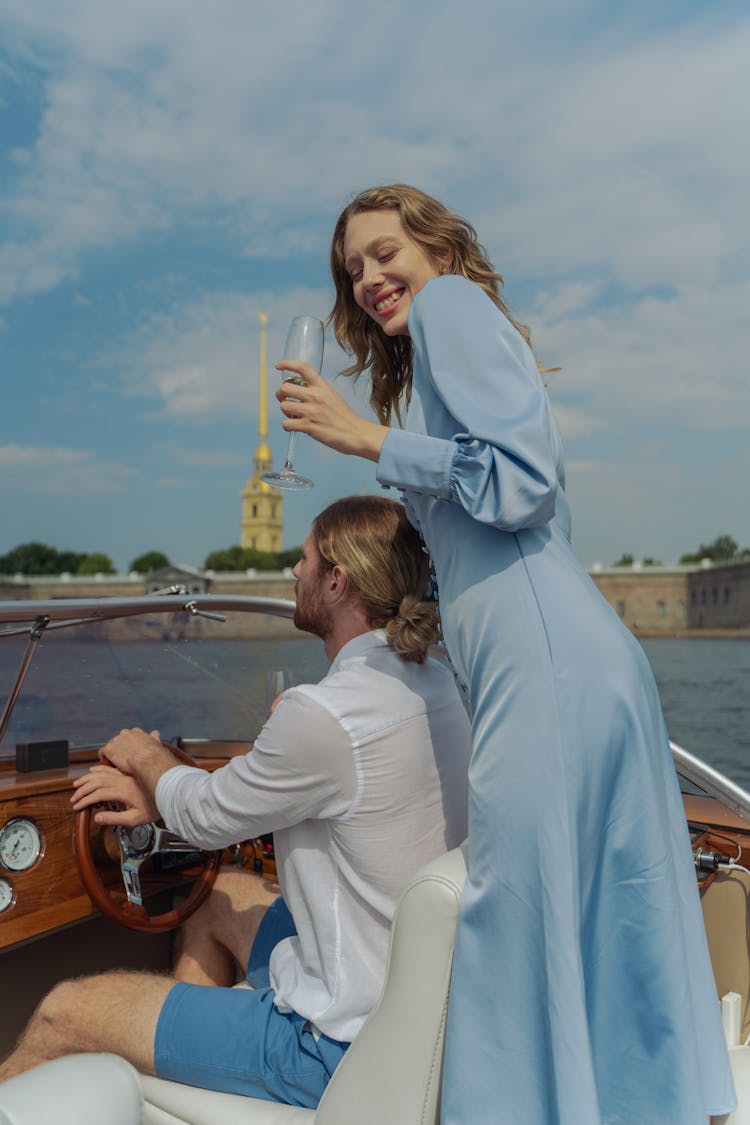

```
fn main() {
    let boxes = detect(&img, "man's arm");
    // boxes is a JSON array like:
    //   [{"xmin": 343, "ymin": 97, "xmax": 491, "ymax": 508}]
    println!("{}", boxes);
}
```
[
  {"xmin": 155, "ymin": 690, "xmax": 355, "ymax": 851},
  {"xmin": 72, "ymin": 697, "xmax": 355, "ymax": 850}
]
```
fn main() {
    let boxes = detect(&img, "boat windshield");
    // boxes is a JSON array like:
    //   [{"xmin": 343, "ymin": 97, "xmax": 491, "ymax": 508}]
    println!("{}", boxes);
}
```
[{"xmin": 0, "ymin": 599, "xmax": 328, "ymax": 760}]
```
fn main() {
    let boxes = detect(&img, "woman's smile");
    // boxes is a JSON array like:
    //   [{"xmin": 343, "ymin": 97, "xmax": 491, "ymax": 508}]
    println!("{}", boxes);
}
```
[{"xmin": 343, "ymin": 210, "xmax": 442, "ymax": 337}]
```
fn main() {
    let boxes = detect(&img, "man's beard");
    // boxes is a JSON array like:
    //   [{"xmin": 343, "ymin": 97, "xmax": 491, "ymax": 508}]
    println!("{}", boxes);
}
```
[{"xmin": 293, "ymin": 585, "xmax": 332, "ymax": 641}]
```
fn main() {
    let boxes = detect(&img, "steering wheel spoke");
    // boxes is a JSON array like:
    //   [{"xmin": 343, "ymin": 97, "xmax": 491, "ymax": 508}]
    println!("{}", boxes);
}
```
[
  {"xmin": 120, "ymin": 854, "xmax": 146, "ymax": 907},
  {"xmin": 151, "ymin": 826, "xmax": 205, "ymax": 855}
]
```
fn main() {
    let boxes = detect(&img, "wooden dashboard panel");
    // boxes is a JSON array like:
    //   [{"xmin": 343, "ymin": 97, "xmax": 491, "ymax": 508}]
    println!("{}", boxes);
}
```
[
  {"xmin": 0, "ymin": 771, "xmax": 95, "ymax": 950},
  {"xmin": 0, "ymin": 745, "xmax": 275, "ymax": 952}
]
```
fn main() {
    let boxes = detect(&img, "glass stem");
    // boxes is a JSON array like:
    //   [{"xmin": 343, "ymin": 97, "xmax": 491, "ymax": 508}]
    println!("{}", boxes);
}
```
[{"xmin": 283, "ymin": 433, "xmax": 297, "ymax": 470}]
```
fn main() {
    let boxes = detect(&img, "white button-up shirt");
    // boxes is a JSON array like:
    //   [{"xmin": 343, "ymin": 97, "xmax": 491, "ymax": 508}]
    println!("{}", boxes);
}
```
[{"xmin": 156, "ymin": 629, "xmax": 470, "ymax": 1041}]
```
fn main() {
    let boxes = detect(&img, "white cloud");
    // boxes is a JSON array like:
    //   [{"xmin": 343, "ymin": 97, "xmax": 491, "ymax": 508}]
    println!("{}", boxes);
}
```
[
  {"xmin": 1, "ymin": 0, "xmax": 748, "ymax": 567},
  {"xmin": 106, "ymin": 284, "xmax": 370, "ymax": 426},
  {"xmin": 0, "ymin": 444, "xmax": 137, "ymax": 493},
  {"xmin": 1, "ymin": 2, "xmax": 748, "ymax": 309},
  {"xmin": 536, "ymin": 277, "xmax": 750, "ymax": 433}
]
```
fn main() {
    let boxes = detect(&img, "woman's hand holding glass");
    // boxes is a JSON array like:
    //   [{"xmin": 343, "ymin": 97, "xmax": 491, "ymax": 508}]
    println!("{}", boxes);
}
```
[
  {"xmin": 261, "ymin": 315, "xmax": 324, "ymax": 490},
  {"xmin": 274, "ymin": 362, "xmax": 388, "ymax": 463}
]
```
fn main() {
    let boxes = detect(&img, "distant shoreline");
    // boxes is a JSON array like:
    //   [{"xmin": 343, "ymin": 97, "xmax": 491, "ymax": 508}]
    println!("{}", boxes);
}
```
[{"xmin": 634, "ymin": 628, "xmax": 750, "ymax": 640}]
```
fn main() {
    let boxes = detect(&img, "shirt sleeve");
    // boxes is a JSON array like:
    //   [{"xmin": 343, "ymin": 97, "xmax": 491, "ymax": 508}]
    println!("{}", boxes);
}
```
[
  {"xmin": 376, "ymin": 275, "xmax": 561, "ymax": 531},
  {"xmin": 154, "ymin": 689, "xmax": 356, "ymax": 850}
]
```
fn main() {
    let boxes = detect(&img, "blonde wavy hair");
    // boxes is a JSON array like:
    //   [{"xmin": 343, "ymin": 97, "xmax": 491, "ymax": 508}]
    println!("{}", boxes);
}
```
[
  {"xmin": 329, "ymin": 183, "xmax": 533, "ymax": 425},
  {"xmin": 312, "ymin": 494, "xmax": 438, "ymax": 663}
]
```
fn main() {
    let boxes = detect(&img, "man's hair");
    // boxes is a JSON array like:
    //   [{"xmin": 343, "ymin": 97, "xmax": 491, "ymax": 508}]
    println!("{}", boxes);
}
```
[{"xmin": 312, "ymin": 495, "xmax": 438, "ymax": 663}]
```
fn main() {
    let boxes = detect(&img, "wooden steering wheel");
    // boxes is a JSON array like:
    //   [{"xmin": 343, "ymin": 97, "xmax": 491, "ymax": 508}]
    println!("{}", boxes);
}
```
[{"xmin": 74, "ymin": 743, "xmax": 221, "ymax": 933}]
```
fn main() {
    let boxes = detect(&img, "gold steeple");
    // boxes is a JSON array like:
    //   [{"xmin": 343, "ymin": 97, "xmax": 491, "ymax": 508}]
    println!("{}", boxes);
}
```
[{"xmin": 241, "ymin": 312, "xmax": 283, "ymax": 552}]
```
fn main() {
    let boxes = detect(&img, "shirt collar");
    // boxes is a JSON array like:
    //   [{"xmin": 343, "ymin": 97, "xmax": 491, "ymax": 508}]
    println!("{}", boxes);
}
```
[{"xmin": 329, "ymin": 628, "xmax": 389, "ymax": 674}]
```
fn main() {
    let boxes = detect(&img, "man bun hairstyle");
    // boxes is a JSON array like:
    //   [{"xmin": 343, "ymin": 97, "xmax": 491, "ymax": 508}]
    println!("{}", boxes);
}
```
[{"xmin": 312, "ymin": 495, "xmax": 438, "ymax": 663}]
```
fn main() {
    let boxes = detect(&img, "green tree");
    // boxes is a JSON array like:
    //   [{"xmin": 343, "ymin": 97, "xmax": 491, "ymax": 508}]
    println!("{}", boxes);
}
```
[
  {"xmin": 0, "ymin": 542, "xmax": 87, "ymax": 576},
  {"xmin": 679, "ymin": 535, "xmax": 747, "ymax": 565},
  {"xmin": 276, "ymin": 547, "xmax": 302, "ymax": 569},
  {"xmin": 642, "ymin": 557, "xmax": 662, "ymax": 567},
  {"xmin": 204, "ymin": 545, "xmax": 252, "ymax": 571},
  {"xmin": 204, "ymin": 545, "xmax": 302, "ymax": 572},
  {"xmin": 612, "ymin": 552, "xmax": 634, "ymax": 567},
  {"xmin": 76, "ymin": 552, "xmax": 116, "ymax": 576},
  {"xmin": 130, "ymin": 550, "xmax": 171, "ymax": 574}
]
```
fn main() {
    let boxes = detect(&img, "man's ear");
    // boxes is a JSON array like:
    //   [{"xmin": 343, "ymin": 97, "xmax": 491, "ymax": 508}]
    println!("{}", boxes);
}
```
[{"xmin": 325, "ymin": 564, "xmax": 348, "ymax": 605}]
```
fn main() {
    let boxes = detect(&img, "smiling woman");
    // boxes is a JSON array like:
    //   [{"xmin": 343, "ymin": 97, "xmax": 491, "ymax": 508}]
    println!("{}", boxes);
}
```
[{"xmin": 266, "ymin": 182, "xmax": 739, "ymax": 1124}]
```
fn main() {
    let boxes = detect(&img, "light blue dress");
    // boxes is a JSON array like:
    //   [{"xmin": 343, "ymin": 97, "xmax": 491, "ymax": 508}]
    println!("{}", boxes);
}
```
[{"xmin": 376, "ymin": 276, "xmax": 735, "ymax": 1124}]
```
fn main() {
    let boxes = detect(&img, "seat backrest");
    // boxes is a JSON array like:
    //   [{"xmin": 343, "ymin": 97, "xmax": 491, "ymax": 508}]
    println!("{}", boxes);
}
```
[{"xmin": 314, "ymin": 842, "xmax": 468, "ymax": 1125}]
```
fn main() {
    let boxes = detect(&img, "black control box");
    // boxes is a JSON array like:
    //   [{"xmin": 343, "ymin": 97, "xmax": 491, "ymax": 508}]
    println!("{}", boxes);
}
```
[{"xmin": 15, "ymin": 740, "xmax": 69, "ymax": 772}]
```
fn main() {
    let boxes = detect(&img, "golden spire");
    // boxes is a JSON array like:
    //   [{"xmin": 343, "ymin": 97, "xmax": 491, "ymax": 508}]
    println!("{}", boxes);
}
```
[
  {"xmin": 241, "ymin": 310, "xmax": 282, "ymax": 551},
  {"xmin": 258, "ymin": 311, "xmax": 268, "ymax": 438}
]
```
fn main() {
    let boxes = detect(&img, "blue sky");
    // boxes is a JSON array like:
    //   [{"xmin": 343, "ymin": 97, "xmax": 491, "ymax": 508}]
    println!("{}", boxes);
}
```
[{"xmin": 1, "ymin": 0, "xmax": 748, "ymax": 572}]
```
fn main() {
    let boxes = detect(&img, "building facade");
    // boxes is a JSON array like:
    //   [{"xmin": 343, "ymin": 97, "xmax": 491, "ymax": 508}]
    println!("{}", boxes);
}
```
[
  {"xmin": 2, "ymin": 563, "xmax": 749, "ymax": 637},
  {"xmin": 590, "ymin": 559, "xmax": 750, "ymax": 633}
]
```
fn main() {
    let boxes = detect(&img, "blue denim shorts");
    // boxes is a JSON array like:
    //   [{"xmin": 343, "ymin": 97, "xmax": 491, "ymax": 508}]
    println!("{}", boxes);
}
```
[{"xmin": 154, "ymin": 898, "xmax": 349, "ymax": 1107}]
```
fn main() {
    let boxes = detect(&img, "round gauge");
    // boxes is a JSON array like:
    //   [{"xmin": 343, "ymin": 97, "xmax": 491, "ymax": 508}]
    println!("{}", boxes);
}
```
[
  {"xmin": 0, "ymin": 877, "xmax": 14, "ymax": 912},
  {"xmin": 0, "ymin": 818, "xmax": 42, "ymax": 872}
]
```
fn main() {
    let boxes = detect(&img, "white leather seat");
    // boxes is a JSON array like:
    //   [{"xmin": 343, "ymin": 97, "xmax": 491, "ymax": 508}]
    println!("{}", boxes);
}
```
[
  {"xmin": 717, "ymin": 1046, "xmax": 750, "ymax": 1124},
  {"xmin": 0, "ymin": 1052, "xmax": 143, "ymax": 1125},
  {"xmin": 0, "ymin": 843, "xmax": 468, "ymax": 1125}
]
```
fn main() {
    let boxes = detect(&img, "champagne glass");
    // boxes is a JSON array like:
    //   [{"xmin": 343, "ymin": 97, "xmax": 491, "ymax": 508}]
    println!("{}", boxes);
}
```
[
  {"xmin": 262, "ymin": 316, "xmax": 324, "ymax": 490},
  {"xmin": 265, "ymin": 670, "xmax": 293, "ymax": 715}
]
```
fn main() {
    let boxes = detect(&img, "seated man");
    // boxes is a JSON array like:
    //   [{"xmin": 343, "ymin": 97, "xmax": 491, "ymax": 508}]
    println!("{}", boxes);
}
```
[{"xmin": 0, "ymin": 495, "xmax": 470, "ymax": 1109}]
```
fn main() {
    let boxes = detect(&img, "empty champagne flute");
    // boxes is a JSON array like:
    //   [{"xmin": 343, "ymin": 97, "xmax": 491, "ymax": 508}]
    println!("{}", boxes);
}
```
[
  {"xmin": 265, "ymin": 670, "xmax": 294, "ymax": 715},
  {"xmin": 261, "ymin": 315, "xmax": 324, "ymax": 490}
]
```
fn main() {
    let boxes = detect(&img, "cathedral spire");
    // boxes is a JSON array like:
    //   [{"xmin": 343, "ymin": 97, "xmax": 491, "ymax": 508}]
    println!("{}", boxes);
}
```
[
  {"xmin": 240, "ymin": 312, "xmax": 283, "ymax": 553},
  {"xmin": 258, "ymin": 311, "xmax": 268, "ymax": 439}
]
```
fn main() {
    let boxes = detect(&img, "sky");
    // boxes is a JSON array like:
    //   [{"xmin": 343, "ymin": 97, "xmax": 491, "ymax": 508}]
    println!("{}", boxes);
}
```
[{"xmin": 1, "ymin": 0, "xmax": 748, "ymax": 573}]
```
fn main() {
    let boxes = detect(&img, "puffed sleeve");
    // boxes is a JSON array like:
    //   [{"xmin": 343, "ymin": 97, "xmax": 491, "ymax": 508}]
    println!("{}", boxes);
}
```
[{"xmin": 376, "ymin": 275, "xmax": 560, "ymax": 530}]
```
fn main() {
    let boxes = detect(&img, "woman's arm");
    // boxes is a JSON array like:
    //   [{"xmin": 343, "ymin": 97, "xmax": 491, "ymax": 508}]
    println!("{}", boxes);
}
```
[{"xmin": 378, "ymin": 276, "xmax": 561, "ymax": 531}]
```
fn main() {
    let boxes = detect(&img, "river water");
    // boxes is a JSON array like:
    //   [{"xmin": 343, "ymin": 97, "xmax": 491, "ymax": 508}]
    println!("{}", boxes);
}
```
[
  {"xmin": 1, "ymin": 631, "xmax": 748, "ymax": 790},
  {"xmin": 639, "ymin": 636, "xmax": 750, "ymax": 789}
]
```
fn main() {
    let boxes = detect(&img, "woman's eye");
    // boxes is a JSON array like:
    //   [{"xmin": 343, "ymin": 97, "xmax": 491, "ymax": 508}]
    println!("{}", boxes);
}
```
[
  {"xmin": 378, "ymin": 250, "xmax": 395, "ymax": 263},
  {"xmin": 350, "ymin": 269, "xmax": 362, "ymax": 283}
]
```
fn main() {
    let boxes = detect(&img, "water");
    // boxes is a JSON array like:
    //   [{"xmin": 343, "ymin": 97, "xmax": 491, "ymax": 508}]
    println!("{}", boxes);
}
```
[
  {"xmin": 1, "ymin": 629, "xmax": 747, "ymax": 791},
  {"xmin": 639, "ymin": 637, "xmax": 750, "ymax": 789}
]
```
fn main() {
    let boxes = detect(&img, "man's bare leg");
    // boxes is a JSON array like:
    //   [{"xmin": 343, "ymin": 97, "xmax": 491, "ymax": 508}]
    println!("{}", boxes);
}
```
[
  {"xmin": 0, "ymin": 970, "xmax": 171, "ymax": 1082},
  {"xmin": 173, "ymin": 867, "xmax": 280, "ymax": 986},
  {"xmin": 0, "ymin": 867, "xmax": 280, "ymax": 1081}
]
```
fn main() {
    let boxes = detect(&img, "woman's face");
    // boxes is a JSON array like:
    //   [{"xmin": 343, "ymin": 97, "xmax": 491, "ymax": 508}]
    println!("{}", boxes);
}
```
[{"xmin": 342, "ymin": 210, "xmax": 443, "ymax": 337}]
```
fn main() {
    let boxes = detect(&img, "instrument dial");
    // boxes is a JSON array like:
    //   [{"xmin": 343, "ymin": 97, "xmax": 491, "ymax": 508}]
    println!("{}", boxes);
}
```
[
  {"xmin": 0, "ymin": 877, "xmax": 14, "ymax": 912},
  {"xmin": 0, "ymin": 819, "xmax": 42, "ymax": 872}
]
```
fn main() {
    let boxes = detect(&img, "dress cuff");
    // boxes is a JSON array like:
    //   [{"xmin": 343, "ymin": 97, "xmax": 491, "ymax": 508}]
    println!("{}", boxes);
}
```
[{"xmin": 376, "ymin": 429, "xmax": 456, "ymax": 500}]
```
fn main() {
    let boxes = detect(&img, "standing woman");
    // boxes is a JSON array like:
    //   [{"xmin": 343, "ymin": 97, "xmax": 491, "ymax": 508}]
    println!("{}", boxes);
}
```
[{"xmin": 275, "ymin": 185, "xmax": 735, "ymax": 1124}]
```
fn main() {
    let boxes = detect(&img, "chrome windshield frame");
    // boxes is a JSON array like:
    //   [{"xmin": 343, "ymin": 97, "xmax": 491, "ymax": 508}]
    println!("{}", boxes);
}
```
[{"xmin": 0, "ymin": 595, "xmax": 297, "ymax": 750}]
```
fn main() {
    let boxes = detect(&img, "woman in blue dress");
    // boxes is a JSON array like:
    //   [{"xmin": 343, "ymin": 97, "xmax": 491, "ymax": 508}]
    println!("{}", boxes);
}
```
[{"xmin": 275, "ymin": 185, "xmax": 735, "ymax": 1124}]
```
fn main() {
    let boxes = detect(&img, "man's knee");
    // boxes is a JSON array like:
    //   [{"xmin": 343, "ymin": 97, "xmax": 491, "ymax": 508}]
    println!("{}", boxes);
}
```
[
  {"xmin": 190, "ymin": 868, "xmax": 278, "ymax": 930},
  {"xmin": 29, "ymin": 977, "xmax": 94, "ymax": 1044}
]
